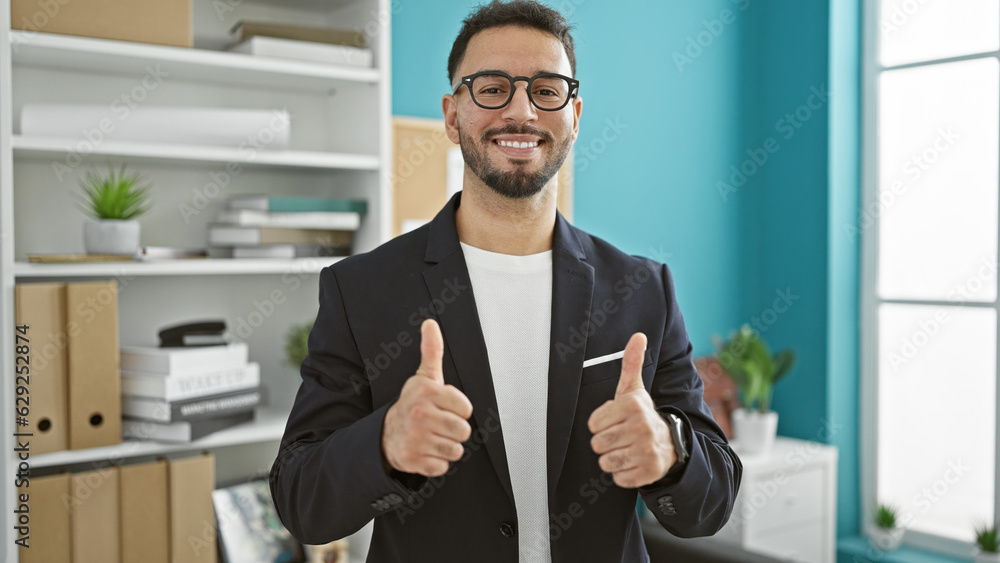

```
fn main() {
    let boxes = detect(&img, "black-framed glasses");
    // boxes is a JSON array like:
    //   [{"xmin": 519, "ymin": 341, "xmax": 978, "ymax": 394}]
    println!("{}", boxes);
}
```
[{"xmin": 452, "ymin": 71, "xmax": 580, "ymax": 111}]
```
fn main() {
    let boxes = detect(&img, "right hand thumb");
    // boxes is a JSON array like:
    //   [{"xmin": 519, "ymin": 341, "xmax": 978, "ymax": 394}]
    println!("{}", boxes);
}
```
[{"xmin": 417, "ymin": 319, "xmax": 444, "ymax": 383}]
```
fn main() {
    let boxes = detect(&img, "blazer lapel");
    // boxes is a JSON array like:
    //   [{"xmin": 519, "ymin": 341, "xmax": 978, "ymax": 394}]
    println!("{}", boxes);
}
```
[
  {"xmin": 422, "ymin": 193, "xmax": 515, "ymax": 506},
  {"xmin": 545, "ymin": 212, "xmax": 594, "ymax": 503}
]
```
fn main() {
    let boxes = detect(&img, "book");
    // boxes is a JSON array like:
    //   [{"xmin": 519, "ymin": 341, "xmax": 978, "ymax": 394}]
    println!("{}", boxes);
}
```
[
  {"xmin": 215, "ymin": 209, "xmax": 362, "ymax": 230},
  {"xmin": 121, "ymin": 362, "xmax": 260, "ymax": 402},
  {"xmin": 136, "ymin": 246, "xmax": 210, "ymax": 261},
  {"xmin": 228, "ymin": 195, "xmax": 368, "ymax": 214},
  {"xmin": 119, "ymin": 342, "xmax": 249, "ymax": 375},
  {"xmin": 230, "ymin": 20, "xmax": 366, "ymax": 48},
  {"xmin": 213, "ymin": 479, "xmax": 307, "ymax": 563},
  {"xmin": 229, "ymin": 35, "xmax": 373, "ymax": 68},
  {"xmin": 123, "ymin": 410, "xmax": 254, "ymax": 442},
  {"xmin": 208, "ymin": 225, "xmax": 354, "ymax": 248},
  {"xmin": 122, "ymin": 387, "xmax": 265, "ymax": 423}
]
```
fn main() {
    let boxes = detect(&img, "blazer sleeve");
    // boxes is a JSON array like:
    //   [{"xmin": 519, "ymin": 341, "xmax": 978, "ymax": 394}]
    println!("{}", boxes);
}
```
[
  {"xmin": 636, "ymin": 262, "xmax": 743, "ymax": 538},
  {"xmin": 269, "ymin": 266, "xmax": 423, "ymax": 545}
]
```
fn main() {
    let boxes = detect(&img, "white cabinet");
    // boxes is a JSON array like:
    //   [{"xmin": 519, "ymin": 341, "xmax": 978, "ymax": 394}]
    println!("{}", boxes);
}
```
[
  {"xmin": 0, "ymin": 1, "xmax": 392, "ymax": 560},
  {"xmin": 712, "ymin": 437, "xmax": 838, "ymax": 563}
]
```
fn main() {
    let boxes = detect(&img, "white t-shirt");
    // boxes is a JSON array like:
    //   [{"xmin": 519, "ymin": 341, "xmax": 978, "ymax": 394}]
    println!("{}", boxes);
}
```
[{"xmin": 460, "ymin": 241, "xmax": 553, "ymax": 563}]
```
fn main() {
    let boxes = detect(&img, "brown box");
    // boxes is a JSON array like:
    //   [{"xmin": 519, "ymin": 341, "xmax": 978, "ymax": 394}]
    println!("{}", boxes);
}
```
[
  {"xmin": 71, "ymin": 467, "xmax": 121, "ymax": 563},
  {"xmin": 14, "ymin": 282, "xmax": 69, "ymax": 455},
  {"xmin": 66, "ymin": 280, "xmax": 121, "ymax": 450},
  {"xmin": 18, "ymin": 472, "xmax": 72, "ymax": 563},
  {"xmin": 168, "ymin": 453, "xmax": 216, "ymax": 563},
  {"xmin": 11, "ymin": 0, "xmax": 193, "ymax": 48},
  {"xmin": 121, "ymin": 460, "xmax": 169, "ymax": 563}
]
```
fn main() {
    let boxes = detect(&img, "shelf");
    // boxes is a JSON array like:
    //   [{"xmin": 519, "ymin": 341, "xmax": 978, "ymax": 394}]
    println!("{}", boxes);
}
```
[
  {"xmin": 31, "ymin": 407, "xmax": 289, "ymax": 469},
  {"xmin": 12, "ymin": 135, "xmax": 380, "ymax": 170},
  {"xmin": 10, "ymin": 31, "xmax": 379, "ymax": 91},
  {"xmin": 14, "ymin": 257, "xmax": 342, "ymax": 277}
]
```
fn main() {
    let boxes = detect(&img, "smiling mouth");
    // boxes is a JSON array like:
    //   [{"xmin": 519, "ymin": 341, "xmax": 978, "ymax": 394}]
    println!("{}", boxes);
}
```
[{"xmin": 495, "ymin": 139, "xmax": 541, "ymax": 149}]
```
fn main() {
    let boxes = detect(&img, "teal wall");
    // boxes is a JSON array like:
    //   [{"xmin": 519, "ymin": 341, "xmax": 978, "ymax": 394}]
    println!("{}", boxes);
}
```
[{"xmin": 392, "ymin": 0, "xmax": 862, "ymax": 541}]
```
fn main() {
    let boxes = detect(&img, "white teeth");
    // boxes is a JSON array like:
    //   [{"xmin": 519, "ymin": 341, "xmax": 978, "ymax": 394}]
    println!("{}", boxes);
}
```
[{"xmin": 497, "ymin": 140, "xmax": 539, "ymax": 148}]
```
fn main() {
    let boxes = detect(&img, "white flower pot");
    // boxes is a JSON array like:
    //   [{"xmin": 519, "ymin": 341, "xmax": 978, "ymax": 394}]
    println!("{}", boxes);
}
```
[
  {"xmin": 974, "ymin": 549, "xmax": 1000, "ymax": 563},
  {"xmin": 732, "ymin": 408, "xmax": 778, "ymax": 455},
  {"xmin": 868, "ymin": 526, "xmax": 904, "ymax": 552},
  {"xmin": 84, "ymin": 219, "xmax": 140, "ymax": 255}
]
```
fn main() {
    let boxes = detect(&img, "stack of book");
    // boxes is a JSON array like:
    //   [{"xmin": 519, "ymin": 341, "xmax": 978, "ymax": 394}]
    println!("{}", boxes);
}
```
[
  {"xmin": 227, "ymin": 20, "xmax": 374, "ymax": 67},
  {"xmin": 208, "ymin": 195, "xmax": 367, "ymax": 259},
  {"xmin": 119, "ymin": 342, "xmax": 263, "ymax": 442}
]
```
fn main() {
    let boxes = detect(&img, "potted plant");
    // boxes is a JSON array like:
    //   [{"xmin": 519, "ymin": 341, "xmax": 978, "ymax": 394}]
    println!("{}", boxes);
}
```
[
  {"xmin": 714, "ymin": 324, "xmax": 795, "ymax": 454},
  {"xmin": 285, "ymin": 321, "xmax": 312, "ymax": 371},
  {"xmin": 868, "ymin": 503, "xmax": 904, "ymax": 552},
  {"xmin": 74, "ymin": 164, "xmax": 152, "ymax": 255},
  {"xmin": 974, "ymin": 521, "xmax": 1000, "ymax": 563}
]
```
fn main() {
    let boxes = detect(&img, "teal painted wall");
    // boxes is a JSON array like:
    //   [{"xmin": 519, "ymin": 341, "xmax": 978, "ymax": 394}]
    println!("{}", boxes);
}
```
[{"xmin": 392, "ymin": 0, "xmax": 861, "ymax": 541}]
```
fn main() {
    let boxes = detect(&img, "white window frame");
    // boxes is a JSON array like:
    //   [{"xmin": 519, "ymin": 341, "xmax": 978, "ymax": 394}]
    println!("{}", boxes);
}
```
[{"xmin": 860, "ymin": 1, "xmax": 1000, "ymax": 558}]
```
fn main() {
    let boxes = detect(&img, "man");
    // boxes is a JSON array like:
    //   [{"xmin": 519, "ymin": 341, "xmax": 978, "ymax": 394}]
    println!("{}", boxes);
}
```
[{"xmin": 269, "ymin": 1, "xmax": 741, "ymax": 561}]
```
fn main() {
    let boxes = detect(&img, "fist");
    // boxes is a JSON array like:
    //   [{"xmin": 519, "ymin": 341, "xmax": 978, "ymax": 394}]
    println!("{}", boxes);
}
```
[
  {"xmin": 382, "ymin": 319, "xmax": 473, "ymax": 477},
  {"xmin": 587, "ymin": 332, "xmax": 677, "ymax": 488}
]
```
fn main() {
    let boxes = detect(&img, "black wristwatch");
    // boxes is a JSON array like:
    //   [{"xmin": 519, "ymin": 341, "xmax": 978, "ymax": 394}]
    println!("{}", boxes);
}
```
[{"xmin": 663, "ymin": 412, "xmax": 690, "ymax": 473}]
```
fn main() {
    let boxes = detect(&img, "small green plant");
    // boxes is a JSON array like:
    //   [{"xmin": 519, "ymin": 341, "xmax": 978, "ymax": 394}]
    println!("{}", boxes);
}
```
[
  {"xmin": 873, "ymin": 503, "xmax": 898, "ymax": 530},
  {"xmin": 976, "ymin": 521, "xmax": 999, "ymax": 553},
  {"xmin": 285, "ymin": 321, "xmax": 313, "ymax": 369},
  {"xmin": 713, "ymin": 324, "xmax": 796, "ymax": 413},
  {"xmin": 75, "ymin": 164, "xmax": 152, "ymax": 220}
]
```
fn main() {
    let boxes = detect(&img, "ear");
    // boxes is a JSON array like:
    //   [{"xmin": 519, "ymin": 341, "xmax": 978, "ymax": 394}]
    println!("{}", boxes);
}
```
[
  {"xmin": 442, "ymin": 94, "xmax": 461, "ymax": 145},
  {"xmin": 570, "ymin": 95, "xmax": 583, "ymax": 142}
]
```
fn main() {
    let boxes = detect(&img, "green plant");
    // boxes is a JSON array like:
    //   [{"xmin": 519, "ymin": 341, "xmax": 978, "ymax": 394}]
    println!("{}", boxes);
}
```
[
  {"xmin": 75, "ymin": 164, "xmax": 152, "ymax": 220},
  {"xmin": 285, "ymin": 321, "xmax": 313, "ymax": 369},
  {"xmin": 873, "ymin": 503, "xmax": 898, "ymax": 530},
  {"xmin": 713, "ymin": 324, "xmax": 796, "ymax": 413},
  {"xmin": 976, "ymin": 521, "xmax": 999, "ymax": 553}
]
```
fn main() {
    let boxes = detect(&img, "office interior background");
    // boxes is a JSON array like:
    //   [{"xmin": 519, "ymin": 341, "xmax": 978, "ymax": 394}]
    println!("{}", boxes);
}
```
[{"xmin": 0, "ymin": 0, "xmax": 997, "ymax": 562}]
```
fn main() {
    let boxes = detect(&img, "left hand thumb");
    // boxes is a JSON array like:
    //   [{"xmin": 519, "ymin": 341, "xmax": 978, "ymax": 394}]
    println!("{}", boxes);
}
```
[{"xmin": 615, "ymin": 332, "xmax": 648, "ymax": 398}]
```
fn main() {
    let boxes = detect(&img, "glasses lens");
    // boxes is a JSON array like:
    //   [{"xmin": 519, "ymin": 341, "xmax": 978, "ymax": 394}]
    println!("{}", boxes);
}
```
[
  {"xmin": 530, "ymin": 76, "xmax": 571, "ymax": 110},
  {"xmin": 470, "ymin": 74, "xmax": 512, "ymax": 108}
]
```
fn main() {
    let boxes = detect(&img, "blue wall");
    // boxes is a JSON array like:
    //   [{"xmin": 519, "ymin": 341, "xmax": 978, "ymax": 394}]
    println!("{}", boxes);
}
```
[{"xmin": 392, "ymin": 0, "xmax": 861, "ymax": 540}]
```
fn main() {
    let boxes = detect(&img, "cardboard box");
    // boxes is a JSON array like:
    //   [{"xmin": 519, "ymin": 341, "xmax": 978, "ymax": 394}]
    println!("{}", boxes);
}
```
[{"xmin": 11, "ymin": 0, "xmax": 192, "ymax": 48}]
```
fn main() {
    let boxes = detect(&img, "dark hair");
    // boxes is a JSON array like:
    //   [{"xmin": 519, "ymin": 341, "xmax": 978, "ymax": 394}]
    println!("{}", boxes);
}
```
[{"xmin": 447, "ymin": 0, "xmax": 576, "ymax": 84}]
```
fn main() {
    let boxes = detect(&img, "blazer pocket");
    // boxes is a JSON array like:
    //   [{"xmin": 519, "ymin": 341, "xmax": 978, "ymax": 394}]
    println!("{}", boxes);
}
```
[{"xmin": 580, "ymin": 349, "xmax": 654, "ymax": 386}]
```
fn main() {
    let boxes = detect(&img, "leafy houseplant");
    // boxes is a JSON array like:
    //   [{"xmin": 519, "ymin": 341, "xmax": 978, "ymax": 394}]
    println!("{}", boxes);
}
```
[
  {"xmin": 75, "ymin": 164, "xmax": 152, "ymax": 255},
  {"xmin": 869, "ymin": 503, "xmax": 903, "ymax": 552},
  {"xmin": 714, "ymin": 324, "xmax": 796, "ymax": 453},
  {"xmin": 974, "ymin": 522, "xmax": 1000, "ymax": 563},
  {"xmin": 285, "ymin": 321, "xmax": 313, "ymax": 372}
]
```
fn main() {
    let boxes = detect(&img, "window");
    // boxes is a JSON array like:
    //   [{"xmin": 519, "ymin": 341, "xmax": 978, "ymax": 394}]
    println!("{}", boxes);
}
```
[{"xmin": 865, "ymin": 0, "xmax": 1000, "ymax": 554}]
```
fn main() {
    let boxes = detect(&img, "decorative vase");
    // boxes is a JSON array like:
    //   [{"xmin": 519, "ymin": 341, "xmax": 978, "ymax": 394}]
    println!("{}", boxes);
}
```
[
  {"xmin": 868, "ymin": 526, "xmax": 904, "ymax": 552},
  {"xmin": 732, "ymin": 408, "xmax": 778, "ymax": 454},
  {"xmin": 83, "ymin": 219, "xmax": 140, "ymax": 255},
  {"xmin": 974, "ymin": 549, "xmax": 1000, "ymax": 563}
]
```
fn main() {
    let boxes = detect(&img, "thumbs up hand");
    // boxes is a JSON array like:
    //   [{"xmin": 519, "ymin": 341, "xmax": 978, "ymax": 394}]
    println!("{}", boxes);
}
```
[
  {"xmin": 587, "ymin": 332, "xmax": 678, "ymax": 488},
  {"xmin": 382, "ymin": 319, "xmax": 474, "ymax": 477}
]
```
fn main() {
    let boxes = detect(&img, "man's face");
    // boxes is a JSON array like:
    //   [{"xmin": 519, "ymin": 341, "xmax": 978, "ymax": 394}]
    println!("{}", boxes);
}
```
[{"xmin": 443, "ymin": 25, "xmax": 582, "ymax": 200}]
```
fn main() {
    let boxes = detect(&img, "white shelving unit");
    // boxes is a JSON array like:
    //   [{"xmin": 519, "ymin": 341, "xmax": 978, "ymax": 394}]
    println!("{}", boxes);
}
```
[{"xmin": 0, "ymin": 1, "xmax": 392, "ymax": 560}]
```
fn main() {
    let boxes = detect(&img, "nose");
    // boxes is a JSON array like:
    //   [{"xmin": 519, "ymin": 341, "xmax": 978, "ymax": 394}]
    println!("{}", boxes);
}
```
[{"xmin": 500, "ymin": 78, "xmax": 537, "ymax": 121}]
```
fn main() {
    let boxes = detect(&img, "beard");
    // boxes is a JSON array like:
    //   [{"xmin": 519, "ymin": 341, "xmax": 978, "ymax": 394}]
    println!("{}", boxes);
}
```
[{"xmin": 457, "ymin": 122, "xmax": 572, "ymax": 200}]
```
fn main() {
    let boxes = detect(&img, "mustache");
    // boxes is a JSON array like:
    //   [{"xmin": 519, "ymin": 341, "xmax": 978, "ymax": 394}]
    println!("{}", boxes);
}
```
[{"xmin": 481, "ymin": 125, "xmax": 554, "ymax": 144}]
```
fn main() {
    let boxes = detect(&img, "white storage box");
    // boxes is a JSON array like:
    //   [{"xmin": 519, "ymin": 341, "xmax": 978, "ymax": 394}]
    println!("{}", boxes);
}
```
[{"xmin": 19, "ymin": 104, "xmax": 291, "ymax": 149}]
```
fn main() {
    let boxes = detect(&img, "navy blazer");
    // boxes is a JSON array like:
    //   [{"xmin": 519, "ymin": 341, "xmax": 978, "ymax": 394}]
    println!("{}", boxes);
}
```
[{"xmin": 270, "ymin": 191, "xmax": 742, "ymax": 562}]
